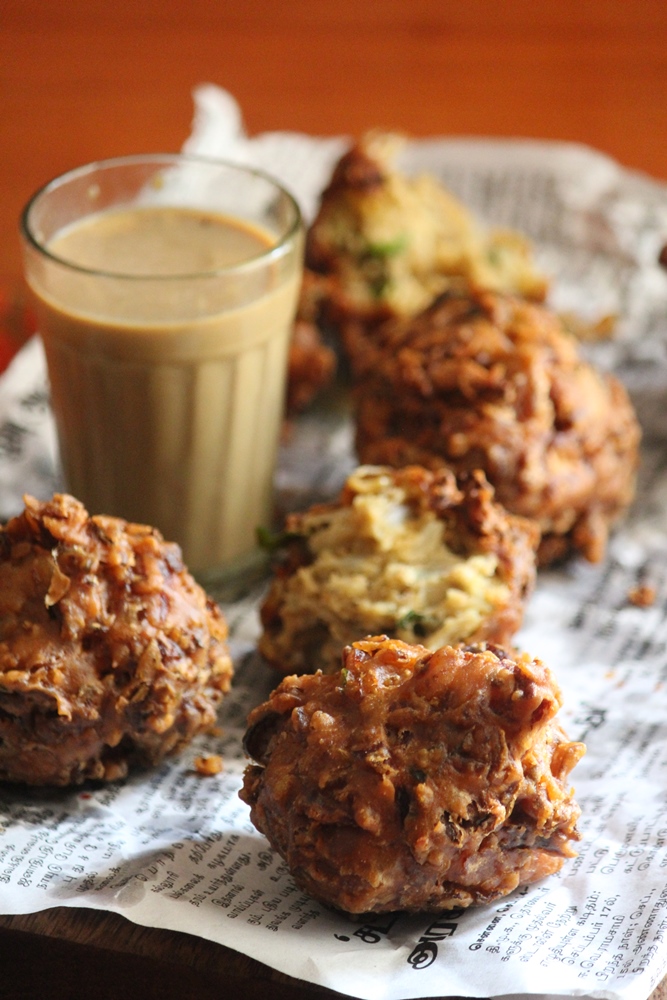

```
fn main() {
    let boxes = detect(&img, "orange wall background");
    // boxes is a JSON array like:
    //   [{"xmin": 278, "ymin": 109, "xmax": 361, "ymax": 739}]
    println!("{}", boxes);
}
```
[{"xmin": 2, "ymin": 0, "xmax": 666, "ymax": 301}]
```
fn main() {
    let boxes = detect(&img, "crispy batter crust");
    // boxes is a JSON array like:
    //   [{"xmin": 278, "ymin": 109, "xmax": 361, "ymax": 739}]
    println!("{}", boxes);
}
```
[
  {"xmin": 353, "ymin": 291, "xmax": 641, "ymax": 564},
  {"xmin": 241, "ymin": 637, "xmax": 585, "ymax": 914},
  {"xmin": 0, "ymin": 493, "xmax": 233, "ymax": 786},
  {"xmin": 259, "ymin": 465, "xmax": 539, "ymax": 675}
]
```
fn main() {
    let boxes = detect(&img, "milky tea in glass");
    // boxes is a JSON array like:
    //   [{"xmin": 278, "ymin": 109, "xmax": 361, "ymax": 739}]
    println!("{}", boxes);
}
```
[{"xmin": 21, "ymin": 155, "xmax": 303, "ymax": 586}]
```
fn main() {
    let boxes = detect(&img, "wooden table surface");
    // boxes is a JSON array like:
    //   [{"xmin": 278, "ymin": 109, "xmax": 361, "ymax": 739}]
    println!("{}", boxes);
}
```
[{"xmin": 2, "ymin": 2, "xmax": 667, "ymax": 997}]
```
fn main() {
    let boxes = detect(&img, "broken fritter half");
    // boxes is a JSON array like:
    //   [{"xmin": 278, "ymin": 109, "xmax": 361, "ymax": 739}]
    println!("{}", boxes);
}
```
[
  {"xmin": 305, "ymin": 130, "xmax": 548, "ymax": 330},
  {"xmin": 259, "ymin": 464, "xmax": 539, "ymax": 675}
]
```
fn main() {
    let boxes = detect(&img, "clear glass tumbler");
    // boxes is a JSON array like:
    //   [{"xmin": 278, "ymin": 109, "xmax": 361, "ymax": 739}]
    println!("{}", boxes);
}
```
[{"xmin": 21, "ymin": 154, "xmax": 303, "ymax": 590}]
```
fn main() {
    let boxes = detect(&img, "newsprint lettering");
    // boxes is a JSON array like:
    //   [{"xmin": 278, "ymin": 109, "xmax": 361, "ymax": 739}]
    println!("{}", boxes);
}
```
[{"xmin": 408, "ymin": 908, "xmax": 466, "ymax": 970}]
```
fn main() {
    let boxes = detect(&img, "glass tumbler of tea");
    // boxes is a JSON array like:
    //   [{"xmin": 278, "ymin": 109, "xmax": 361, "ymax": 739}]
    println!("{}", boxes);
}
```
[{"xmin": 21, "ymin": 154, "xmax": 304, "ymax": 591}]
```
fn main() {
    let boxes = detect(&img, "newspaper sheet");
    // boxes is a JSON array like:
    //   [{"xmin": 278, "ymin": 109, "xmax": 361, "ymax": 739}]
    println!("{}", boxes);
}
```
[{"xmin": 1, "ymin": 85, "xmax": 667, "ymax": 1000}]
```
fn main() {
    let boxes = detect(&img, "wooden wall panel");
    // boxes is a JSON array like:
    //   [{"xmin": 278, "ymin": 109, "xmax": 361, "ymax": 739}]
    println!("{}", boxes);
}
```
[{"xmin": 2, "ymin": 0, "xmax": 666, "ymax": 289}]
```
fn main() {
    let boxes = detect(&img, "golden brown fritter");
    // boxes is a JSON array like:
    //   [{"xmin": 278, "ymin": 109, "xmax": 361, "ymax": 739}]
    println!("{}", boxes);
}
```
[
  {"xmin": 306, "ymin": 131, "xmax": 548, "ymax": 328},
  {"xmin": 353, "ymin": 290, "xmax": 641, "ymax": 565},
  {"xmin": 0, "ymin": 493, "xmax": 233, "ymax": 786},
  {"xmin": 259, "ymin": 465, "xmax": 539, "ymax": 676},
  {"xmin": 241, "ymin": 637, "xmax": 585, "ymax": 915}
]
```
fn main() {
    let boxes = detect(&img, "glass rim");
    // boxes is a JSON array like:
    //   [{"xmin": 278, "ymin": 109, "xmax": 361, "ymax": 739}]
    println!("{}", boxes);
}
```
[{"xmin": 20, "ymin": 152, "xmax": 303, "ymax": 281}]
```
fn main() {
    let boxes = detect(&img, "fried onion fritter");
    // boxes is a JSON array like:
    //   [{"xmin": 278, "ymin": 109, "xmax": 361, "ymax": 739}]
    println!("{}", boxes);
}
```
[
  {"xmin": 0, "ymin": 493, "xmax": 233, "ymax": 786},
  {"xmin": 353, "ymin": 290, "xmax": 641, "ymax": 565},
  {"xmin": 241, "ymin": 637, "xmax": 585, "ymax": 914}
]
